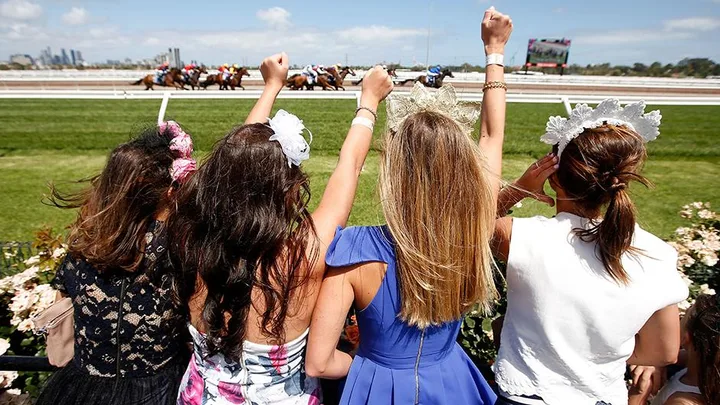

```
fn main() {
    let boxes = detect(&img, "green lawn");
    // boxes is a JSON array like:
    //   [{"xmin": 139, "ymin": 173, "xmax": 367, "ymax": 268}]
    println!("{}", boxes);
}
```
[{"xmin": 0, "ymin": 99, "xmax": 718, "ymax": 241}]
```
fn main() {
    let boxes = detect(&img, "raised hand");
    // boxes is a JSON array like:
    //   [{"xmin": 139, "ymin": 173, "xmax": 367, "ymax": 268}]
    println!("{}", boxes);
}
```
[
  {"xmin": 360, "ymin": 65, "xmax": 394, "ymax": 108},
  {"xmin": 514, "ymin": 153, "xmax": 559, "ymax": 207},
  {"xmin": 481, "ymin": 7, "xmax": 513, "ymax": 54},
  {"xmin": 260, "ymin": 52, "xmax": 289, "ymax": 92}
]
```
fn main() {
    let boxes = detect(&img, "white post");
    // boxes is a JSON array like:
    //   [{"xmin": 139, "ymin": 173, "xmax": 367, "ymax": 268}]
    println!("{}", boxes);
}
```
[
  {"xmin": 561, "ymin": 96, "xmax": 572, "ymax": 116},
  {"xmin": 356, "ymin": 91, "xmax": 362, "ymax": 108},
  {"xmin": 158, "ymin": 92, "xmax": 171, "ymax": 124}
]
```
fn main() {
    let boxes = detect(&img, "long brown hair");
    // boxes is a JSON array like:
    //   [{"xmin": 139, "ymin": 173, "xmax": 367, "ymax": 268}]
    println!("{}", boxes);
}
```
[
  {"xmin": 555, "ymin": 125, "xmax": 650, "ymax": 284},
  {"xmin": 50, "ymin": 126, "xmax": 176, "ymax": 272},
  {"xmin": 167, "ymin": 123, "xmax": 317, "ymax": 362},
  {"xmin": 685, "ymin": 294, "xmax": 720, "ymax": 403},
  {"xmin": 379, "ymin": 111, "xmax": 497, "ymax": 328}
]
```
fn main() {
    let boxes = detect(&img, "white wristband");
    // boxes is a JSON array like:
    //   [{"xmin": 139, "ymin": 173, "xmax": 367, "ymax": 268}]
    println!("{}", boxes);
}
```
[
  {"xmin": 486, "ymin": 53, "xmax": 504, "ymax": 67},
  {"xmin": 351, "ymin": 117, "xmax": 374, "ymax": 132}
]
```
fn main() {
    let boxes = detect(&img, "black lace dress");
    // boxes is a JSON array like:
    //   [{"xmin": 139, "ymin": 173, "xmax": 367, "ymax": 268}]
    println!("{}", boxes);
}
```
[{"xmin": 36, "ymin": 220, "xmax": 190, "ymax": 405}]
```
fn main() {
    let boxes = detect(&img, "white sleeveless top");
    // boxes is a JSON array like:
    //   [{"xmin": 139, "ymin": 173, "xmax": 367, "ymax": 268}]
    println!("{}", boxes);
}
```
[
  {"xmin": 177, "ymin": 324, "xmax": 321, "ymax": 405},
  {"xmin": 651, "ymin": 369, "xmax": 701, "ymax": 405},
  {"xmin": 494, "ymin": 213, "xmax": 689, "ymax": 405}
]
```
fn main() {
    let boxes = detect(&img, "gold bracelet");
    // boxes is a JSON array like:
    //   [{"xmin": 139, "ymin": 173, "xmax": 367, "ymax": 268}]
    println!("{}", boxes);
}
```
[{"xmin": 483, "ymin": 81, "xmax": 507, "ymax": 92}]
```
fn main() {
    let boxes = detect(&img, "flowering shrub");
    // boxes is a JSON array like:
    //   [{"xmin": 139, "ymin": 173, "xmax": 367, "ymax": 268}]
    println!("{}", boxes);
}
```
[
  {"xmin": 0, "ymin": 229, "xmax": 66, "ymax": 397},
  {"xmin": 668, "ymin": 202, "xmax": 719, "ymax": 312}
]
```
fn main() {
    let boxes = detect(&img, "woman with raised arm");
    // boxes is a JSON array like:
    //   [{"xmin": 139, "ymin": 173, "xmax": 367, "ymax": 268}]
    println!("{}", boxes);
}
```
[
  {"xmin": 305, "ymin": 8, "xmax": 512, "ymax": 404},
  {"xmin": 491, "ymin": 100, "xmax": 689, "ymax": 405},
  {"xmin": 168, "ymin": 53, "xmax": 393, "ymax": 404}
]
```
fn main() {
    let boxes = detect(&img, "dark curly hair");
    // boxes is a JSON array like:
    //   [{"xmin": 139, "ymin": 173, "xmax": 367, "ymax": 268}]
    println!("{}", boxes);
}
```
[
  {"xmin": 685, "ymin": 294, "xmax": 720, "ymax": 403},
  {"xmin": 49, "ymin": 125, "xmax": 178, "ymax": 273},
  {"xmin": 168, "ymin": 123, "xmax": 318, "ymax": 362}
]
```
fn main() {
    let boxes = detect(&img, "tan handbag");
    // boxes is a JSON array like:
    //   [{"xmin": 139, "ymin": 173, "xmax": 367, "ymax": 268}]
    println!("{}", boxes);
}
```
[{"xmin": 32, "ymin": 297, "xmax": 74, "ymax": 367}]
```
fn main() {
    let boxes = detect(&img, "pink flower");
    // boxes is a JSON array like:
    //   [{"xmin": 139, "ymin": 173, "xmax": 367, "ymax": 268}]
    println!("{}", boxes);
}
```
[
  {"xmin": 178, "ymin": 359, "xmax": 204, "ymax": 405},
  {"xmin": 158, "ymin": 120, "xmax": 183, "ymax": 137},
  {"xmin": 171, "ymin": 158, "xmax": 196, "ymax": 183},
  {"xmin": 170, "ymin": 133, "xmax": 194, "ymax": 158},
  {"xmin": 269, "ymin": 345, "xmax": 287, "ymax": 373},
  {"xmin": 217, "ymin": 382, "xmax": 245, "ymax": 404}
]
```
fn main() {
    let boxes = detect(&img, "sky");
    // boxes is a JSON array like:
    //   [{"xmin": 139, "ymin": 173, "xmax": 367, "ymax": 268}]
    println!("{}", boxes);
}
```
[{"xmin": 0, "ymin": 0, "xmax": 719, "ymax": 67}]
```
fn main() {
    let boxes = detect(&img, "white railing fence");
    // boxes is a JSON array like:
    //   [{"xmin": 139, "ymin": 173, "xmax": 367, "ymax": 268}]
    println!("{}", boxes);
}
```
[{"xmin": 1, "ymin": 90, "xmax": 720, "ymax": 123}]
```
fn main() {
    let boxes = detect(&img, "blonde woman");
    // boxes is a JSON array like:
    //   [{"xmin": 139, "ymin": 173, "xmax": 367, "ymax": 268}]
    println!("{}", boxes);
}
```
[{"xmin": 305, "ymin": 8, "xmax": 512, "ymax": 404}]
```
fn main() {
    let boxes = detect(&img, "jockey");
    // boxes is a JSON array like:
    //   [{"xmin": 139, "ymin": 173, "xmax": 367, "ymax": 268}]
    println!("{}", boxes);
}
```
[
  {"xmin": 230, "ymin": 64, "xmax": 239, "ymax": 76},
  {"xmin": 182, "ymin": 63, "xmax": 196, "ymax": 82},
  {"xmin": 315, "ymin": 64, "xmax": 327, "ymax": 76},
  {"xmin": 303, "ymin": 64, "xmax": 318, "ymax": 85},
  {"xmin": 426, "ymin": 64, "xmax": 442, "ymax": 85},
  {"xmin": 219, "ymin": 63, "xmax": 231, "ymax": 81},
  {"xmin": 155, "ymin": 61, "xmax": 170, "ymax": 83}
]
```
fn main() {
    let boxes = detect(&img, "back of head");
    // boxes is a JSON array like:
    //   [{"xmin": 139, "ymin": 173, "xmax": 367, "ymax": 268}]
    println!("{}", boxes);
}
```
[
  {"xmin": 168, "ymin": 123, "xmax": 316, "ymax": 361},
  {"xmin": 379, "ymin": 111, "xmax": 497, "ymax": 328},
  {"xmin": 52, "ymin": 126, "xmax": 176, "ymax": 273},
  {"xmin": 555, "ymin": 124, "xmax": 650, "ymax": 284},
  {"xmin": 685, "ymin": 294, "xmax": 720, "ymax": 403}
]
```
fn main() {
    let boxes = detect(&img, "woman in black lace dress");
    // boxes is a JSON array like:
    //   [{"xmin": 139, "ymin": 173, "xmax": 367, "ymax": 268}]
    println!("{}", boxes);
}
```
[{"xmin": 36, "ymin": 122, "xmax": 196, "ymax": 405}]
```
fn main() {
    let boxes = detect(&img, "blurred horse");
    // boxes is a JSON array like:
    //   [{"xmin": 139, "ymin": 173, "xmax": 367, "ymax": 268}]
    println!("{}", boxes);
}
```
[
  {"xmin": 221, "ymin": 67, "xmax": 250, "ymax": 90},
  {"xmin": 131, "ymin": 68, "xmax": 185, "ymax": 90},
  {"xmin": 286, "ymin": 72, "xmax": 334, "ymax": 90},
  {"xmin": 327, "ymin": 66, "xmax": 356, "ymax": 90},
  {"xmin": 398, "ymin": 68, "xmax": 454, "ymax": 88},
  {"xmin": 353, "ymin": 67, "xmax": 398, "ymax": 86},
  {"xmin": 182, "ymin": 66, "xmax": 208, "ymax": 90}
]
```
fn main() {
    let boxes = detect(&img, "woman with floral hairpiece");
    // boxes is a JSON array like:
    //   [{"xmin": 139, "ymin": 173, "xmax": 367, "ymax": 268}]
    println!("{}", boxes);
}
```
[
  {"xmin": 167, "ymin": 53, "xmax": 393, "ymax": 404},
  {"xmin": 304, "ymin": 7, "xmax": 511, "ymax": 405},
  {"xmin": 490, "ymin": 99, "xmax": 689, "ymax": 405},
  {"xmin": 36, "ymin": 122, "xmax": 197, "ymax": 405}
]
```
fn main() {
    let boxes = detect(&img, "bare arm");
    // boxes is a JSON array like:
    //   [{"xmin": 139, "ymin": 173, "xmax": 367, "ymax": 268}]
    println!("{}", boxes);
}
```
[
  {"xmin": 628, "ymin": 304, "xmax": 682, "ymax": 366},
  {"xmin": 479, "ymin": 8, "xmax": 513, "ymax": 195},
  {"xmin": 305, "ymin": 265, "xmax": 356, "ymax": 379},
  {"xmin": 244, "ymin": 53, "xmax": 288, "ymax": 125},
  {"xmin": 309, "ymin": 67, "xmax": 393, "ymax": 274}
]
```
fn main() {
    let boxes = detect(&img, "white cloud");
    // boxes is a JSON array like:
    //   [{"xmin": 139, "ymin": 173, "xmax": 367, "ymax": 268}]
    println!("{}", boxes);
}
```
[
  {"xmin": 144, "ymin": 36, "xmax": 161, "ymax": 46},
  {"xmin": 62, "ymin": 7, "xmax": 89, "ymax": 26},
  {"xmin": 336, "ymin": 26, "xmax": 425, "ymax": 43},
  {"xmin": 663, "ymin": 17, "xmax": 720, "ymax": 32},
  {"xmin": 0, "ymin": 0, "xmax": 41, "ymax": 20},
  {"xmin": 256, "ymin": 7, "xmax": 291, "ymax": 29},
  {"xmin": 574, "ymin": 29, "xmax": 694, "ymax": 45}
]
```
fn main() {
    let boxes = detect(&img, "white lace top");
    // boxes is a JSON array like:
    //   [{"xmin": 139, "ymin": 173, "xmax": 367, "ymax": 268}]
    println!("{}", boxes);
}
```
[
  {"xmin": 494, "ymin": 213, "xmax": 689, "ymax": 405},
  {"xmin": 650, "ymin": 369, "xmax": 701, "ymax": 405}
]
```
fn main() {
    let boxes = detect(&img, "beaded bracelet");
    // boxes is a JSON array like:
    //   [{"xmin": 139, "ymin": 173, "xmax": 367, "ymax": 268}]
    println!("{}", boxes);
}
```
[
  {"xmin": 483, "ymin": 81, "xmax": 507, "ymax": 92},
  {"xmin": 355, "ymin": 106, "xmax": 378, "ymax": 121}
]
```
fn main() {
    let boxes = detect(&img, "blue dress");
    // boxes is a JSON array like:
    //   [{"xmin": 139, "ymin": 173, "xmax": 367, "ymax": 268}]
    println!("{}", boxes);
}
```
[{"xmin": 326, "ymin": 226, "xmax": 497, "ymax": 405}]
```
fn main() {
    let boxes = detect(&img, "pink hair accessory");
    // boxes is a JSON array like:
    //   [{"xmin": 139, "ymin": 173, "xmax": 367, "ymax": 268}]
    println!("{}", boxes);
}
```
[
  {"xmin": 158, "ymin": 120, "xmax": 184, "ymax": 138},
  {"xmin": 171, "ymin": 158, "xmax": 197, "ymax": 183},
  {"xmin": 170, "ymin": 133, "xmax": 193, "ymax": 158}
]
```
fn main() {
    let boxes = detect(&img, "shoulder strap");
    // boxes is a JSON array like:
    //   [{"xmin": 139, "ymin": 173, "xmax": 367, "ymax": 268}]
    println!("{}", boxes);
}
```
[{"xmin": 326, "ymin": 226, "xmax": 394, "ymax": 268}]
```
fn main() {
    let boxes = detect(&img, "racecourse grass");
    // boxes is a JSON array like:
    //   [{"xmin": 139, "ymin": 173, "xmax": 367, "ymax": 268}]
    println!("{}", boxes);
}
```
[{"xmin": 0, "ymin": 99, "xmax": 718, "ymax": 241}]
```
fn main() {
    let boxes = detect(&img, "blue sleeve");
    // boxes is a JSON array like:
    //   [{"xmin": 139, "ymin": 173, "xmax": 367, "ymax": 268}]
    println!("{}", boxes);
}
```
[{"xmin": 325, "ymin": 226, "xmax": 394, "ymax": 268}]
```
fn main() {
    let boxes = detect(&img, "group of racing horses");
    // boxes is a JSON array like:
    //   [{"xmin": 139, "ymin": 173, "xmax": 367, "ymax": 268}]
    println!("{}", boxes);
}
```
[{"xmin": 131, "ymin": 66, "xmax": 455, "ymax": 91}]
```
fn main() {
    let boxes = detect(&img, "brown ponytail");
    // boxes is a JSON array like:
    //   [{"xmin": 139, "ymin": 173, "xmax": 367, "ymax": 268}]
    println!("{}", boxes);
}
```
[
  {"xmin": 685, "ymin": 294, "xmax": 720, "ymax": 403},
  {"xmin": 555, "ymin": 125, "xmax": 651, "ymax": 284}
]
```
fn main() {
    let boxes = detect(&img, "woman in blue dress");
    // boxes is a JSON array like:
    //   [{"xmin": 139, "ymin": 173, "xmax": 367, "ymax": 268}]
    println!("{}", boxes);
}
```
[{"xmin": 306, "ymin": 8, "xmax": 513, "ymax": 404}]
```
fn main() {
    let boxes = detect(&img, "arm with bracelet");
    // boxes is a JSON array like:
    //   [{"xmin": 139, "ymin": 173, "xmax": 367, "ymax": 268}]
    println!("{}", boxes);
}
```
[{"xmin": 309, "ymin": 66, "xmax": 394, "ymax": 272}]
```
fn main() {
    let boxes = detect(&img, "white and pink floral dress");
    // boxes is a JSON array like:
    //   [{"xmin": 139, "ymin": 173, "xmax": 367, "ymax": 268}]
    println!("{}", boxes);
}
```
[{"xmin": 177, "ymin": 324, "xmax": 321, "ymax": 405}]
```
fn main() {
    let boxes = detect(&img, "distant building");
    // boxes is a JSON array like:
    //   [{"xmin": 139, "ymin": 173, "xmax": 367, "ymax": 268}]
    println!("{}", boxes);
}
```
[
  {"xmin": 75, "ymin": 50, "xmax": 83, "ymax": 64},
  {"xmin": 168, "ymin": 47, "xmax": 181, "ymax": 68},
  {"xmin": 10, "ymin": 54, "xmax": 34, "ymax": 66},
  {"xmin": 61, "ymin": 48, "xmax": 70, "ymax": 65}
]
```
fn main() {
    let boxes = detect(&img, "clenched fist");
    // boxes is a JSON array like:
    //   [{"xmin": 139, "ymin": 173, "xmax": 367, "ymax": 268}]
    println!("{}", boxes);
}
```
[
  {"xmin": 260, "ymin": 52, "xmax": 289, "ymax": 91},
  {"xmin": 482, "ymin": 7, "xmax": 513, "ymax": 55}
]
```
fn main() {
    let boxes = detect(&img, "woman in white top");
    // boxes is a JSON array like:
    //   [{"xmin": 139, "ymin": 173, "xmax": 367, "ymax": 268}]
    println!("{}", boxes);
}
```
[
  {"xmin": 491, "ymin": 100, "xmax": 689, "ymax": 405},
  {"xmin": 167, "ymin": 53, "xmax": 393, "ymax": 404},
  {"xmin": 630, "ymin": 293, "xmax": 718, "ymax": 405}
]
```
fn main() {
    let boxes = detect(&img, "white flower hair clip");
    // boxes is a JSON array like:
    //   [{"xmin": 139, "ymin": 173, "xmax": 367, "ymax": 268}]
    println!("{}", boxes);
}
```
[
  {"xmin": 541, "ymin": 98, "xmax": 662, "ymax": 157},
  {"xmin": 267, "ymin": 110, "xmax": 312, "ymax": 167}
]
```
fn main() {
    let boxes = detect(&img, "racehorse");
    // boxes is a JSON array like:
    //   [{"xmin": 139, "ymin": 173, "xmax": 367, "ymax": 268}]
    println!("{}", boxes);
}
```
[
  {"xmin": 353, "ymin": 67, "xmax": 398, "ymax": 85},
  {"xmin": 182, "ymin": 66, "xmax": 208, "ymax": 90},
  {"xmin": 131, "ymin": 68, "xmax": 186, "ymax": 90},
  {"xmin": 398, "ymin": 68, "xmax": 454, "ymax": 88},
  {"xmin": 326, "ymin": 66, "xmax": 356, "ymax": 90},
  {"xmin": 199, "ymin": 73, "xmax": 222, "ymax": 89},
  {"xmin": 286, "ymin": 71, "xmax": 334, "ymax": 90},
  {"xmin": 221, "ymin": 67, "xmax": 250, "ymax": 90}
]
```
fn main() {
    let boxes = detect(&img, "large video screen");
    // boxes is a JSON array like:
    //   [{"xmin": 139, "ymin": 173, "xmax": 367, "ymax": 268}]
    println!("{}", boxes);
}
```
[{"xmin": 525, "ymin": 38, "xmax": 571, "ymax": 68}]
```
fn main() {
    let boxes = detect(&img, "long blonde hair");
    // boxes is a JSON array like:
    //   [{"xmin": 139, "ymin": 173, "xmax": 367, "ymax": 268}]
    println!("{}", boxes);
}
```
[{"xmin": 379, "ymin": 111, "xmax": 497, "ymax": 328}]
